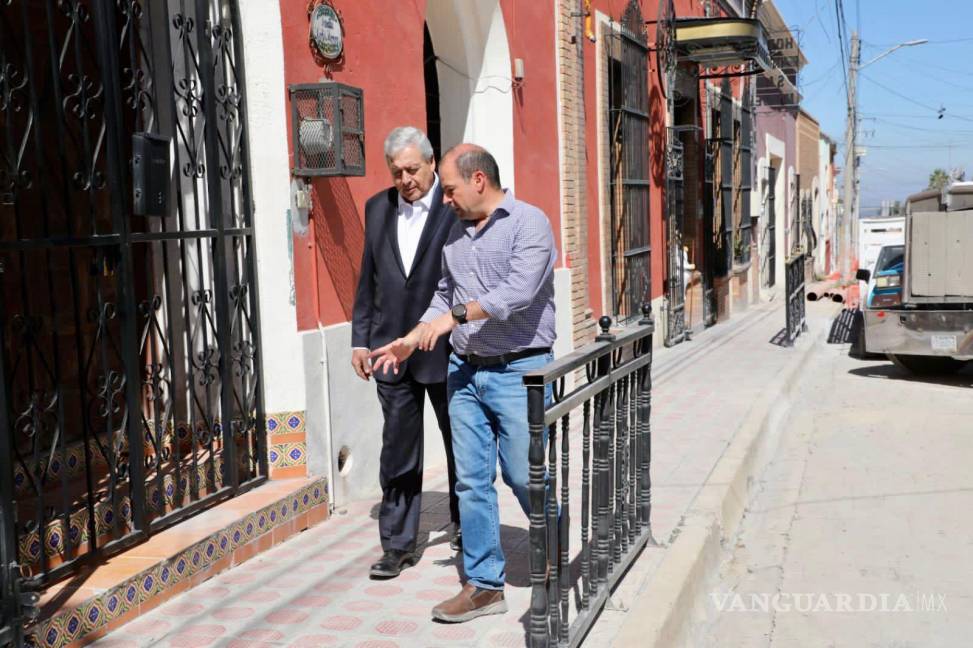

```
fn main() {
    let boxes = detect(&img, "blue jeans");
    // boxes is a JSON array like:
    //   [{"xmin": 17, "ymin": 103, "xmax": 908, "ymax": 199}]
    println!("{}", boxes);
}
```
[{"xmin": 446, "ymin": 351, "xmax": 553, "ymax": 591}]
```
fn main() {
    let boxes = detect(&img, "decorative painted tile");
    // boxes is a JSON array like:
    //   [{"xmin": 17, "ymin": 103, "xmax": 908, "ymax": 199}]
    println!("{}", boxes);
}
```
[
  {"xmin": 268, "ymin": 442, "xmax": 308, "ymax": 469},
  {"xmin": 62, "ymin": 612, "xmax": 83, "ymax": 641},
  {"xmin": 266, "ymin": 410, "xmax": 306, "ymax": 437},
  {"xmin": 41, "ymin": 621, "xmax": 61, "ymax": 647},
  {"xmin": 139, "ymin": 569, "xmax": 159, "ymax": 603},
  {"xmin": 82, "ymin": 599, "xmax": 106, "ymax": 633}
]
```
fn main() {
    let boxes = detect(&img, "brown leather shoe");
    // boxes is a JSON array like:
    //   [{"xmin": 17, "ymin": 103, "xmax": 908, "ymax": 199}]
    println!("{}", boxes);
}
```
[{"xmin": 431, "ymin": 583, "xmax": 508, "ymax": 622}]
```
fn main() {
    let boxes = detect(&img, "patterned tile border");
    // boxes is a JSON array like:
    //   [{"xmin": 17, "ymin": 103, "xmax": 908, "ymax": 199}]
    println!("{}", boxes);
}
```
[
  {"xmin": 19, "ymin": 458, "xmax": 225, "ymax": 574},
  {"xmin": 27, "ymin": 478, "xmax": 328, "ymax": 648},
  {"xmin": 266, "ymin": 411, "xmax": 306, "ymax": 437},
  {"xmin": 268, "ymin": 442, "xmax": 308, "ymax": 469},
  {"xmin": 16, "ymin": 413, "xmax": 307, "ymax": 573},
  {"xmin": 266, "ymin": 411, "xmax": 307, "ymax": 478}
]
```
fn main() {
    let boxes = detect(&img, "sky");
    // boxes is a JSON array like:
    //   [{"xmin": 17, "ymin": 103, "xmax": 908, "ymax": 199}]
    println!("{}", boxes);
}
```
[{"xmin": 773, "ymin": 0, "xmax": 973, "ymax": 212}]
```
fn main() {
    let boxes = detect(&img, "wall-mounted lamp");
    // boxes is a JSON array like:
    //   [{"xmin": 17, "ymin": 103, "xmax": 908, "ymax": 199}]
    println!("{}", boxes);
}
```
[{"xmin": 289, "ymin": 82, "xmax": 365, "ymax": 177}]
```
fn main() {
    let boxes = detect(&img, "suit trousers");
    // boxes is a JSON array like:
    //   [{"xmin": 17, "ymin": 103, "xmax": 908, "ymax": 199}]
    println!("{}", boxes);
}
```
[{"xmin": 375, "ymin": 376, "xmax": 459, "ymax": 552}]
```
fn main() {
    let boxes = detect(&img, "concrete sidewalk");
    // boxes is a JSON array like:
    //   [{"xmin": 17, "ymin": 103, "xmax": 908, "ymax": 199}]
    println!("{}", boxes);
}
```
[{"xmin": 91, "ymin": 300, "xmax": 834, "ymax": 648}]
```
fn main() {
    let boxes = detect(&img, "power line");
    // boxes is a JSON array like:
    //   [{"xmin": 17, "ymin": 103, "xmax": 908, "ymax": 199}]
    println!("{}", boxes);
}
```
[
  {"xmin": 893, "ymin": 60, "xmax": 973, "ymax": 95},
  {"xmin": 869, "ymin": 117, "xmax": 973, "ymax": 135},
  {"xmin": 861, "ymin": 74, "xmax": 973, "ymax": 123},
  {"xmin": 800, "ymin": 59, "xmax": 842, "ymax": 88},
  {"xmin": 862, "ymin": 111, "xmax": 973, "ymax": 121},
  {"xmin": 834, "ymin": 0, "xmax": 849, "ymax": 100},
  {"xmin": 865, "ymin": 36, "xmax": 973, "ymax": 47},
  {"xmin": 866, "ymin": 144, "xmax": 973, "ymax": 149}
]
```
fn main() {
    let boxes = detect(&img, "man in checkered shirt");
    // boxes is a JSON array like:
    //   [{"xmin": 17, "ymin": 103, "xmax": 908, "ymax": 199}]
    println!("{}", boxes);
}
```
[{"xmin": 371, "ymin": 143, "xmax": 556, "ymax": 623}]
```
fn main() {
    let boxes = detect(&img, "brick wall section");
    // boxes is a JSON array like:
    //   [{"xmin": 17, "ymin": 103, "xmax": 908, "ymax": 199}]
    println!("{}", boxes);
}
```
[{"xmin": 558, "ymin": 1, "xmax": 596, "ymax": 347}]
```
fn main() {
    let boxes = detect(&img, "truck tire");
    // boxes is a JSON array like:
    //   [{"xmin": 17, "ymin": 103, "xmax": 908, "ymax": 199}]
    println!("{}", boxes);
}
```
[{"xmin": 888, "ymin": 354, "xmax": 966, "ymax": 375}]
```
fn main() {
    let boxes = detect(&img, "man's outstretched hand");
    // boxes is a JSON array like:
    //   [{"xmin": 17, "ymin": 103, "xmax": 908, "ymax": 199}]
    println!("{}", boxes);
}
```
[
  {"xmin": 371, "ymin": 316, "xmax": 457, "ymax": 375},
  {"xmin": 370, "ymin": 331, "xmax": 421, "ymax": 375}
]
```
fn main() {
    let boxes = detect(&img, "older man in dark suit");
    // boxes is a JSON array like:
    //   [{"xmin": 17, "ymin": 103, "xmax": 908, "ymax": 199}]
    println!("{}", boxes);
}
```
[{"xmin": 351, "ymin": 127, "xmax": 460, "ymax": 578}]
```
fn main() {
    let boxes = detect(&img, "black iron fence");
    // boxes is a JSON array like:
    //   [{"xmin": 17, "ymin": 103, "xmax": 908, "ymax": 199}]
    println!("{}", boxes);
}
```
[
  {"xmin": 785, "ymin": 253, "xmax": 808, "ymax": 345},
  {"xmin": 523, "ymin": 307, "xmax": 654, "ymax": 648},
  {"xmin": 0, "ymin": 0, "xmax": 265, "ymax": 625}
]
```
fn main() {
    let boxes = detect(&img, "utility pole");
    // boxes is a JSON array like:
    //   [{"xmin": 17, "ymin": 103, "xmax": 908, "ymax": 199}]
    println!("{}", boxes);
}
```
[{"xmin": 841, "ymin": 31, "xmax": 860, "ymax": 278}]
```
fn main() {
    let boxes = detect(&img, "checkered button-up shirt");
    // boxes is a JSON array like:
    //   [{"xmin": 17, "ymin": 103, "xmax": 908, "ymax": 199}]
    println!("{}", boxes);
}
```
[{"xmin": 420, "ymin": 191, "xmax": 557, "ymax": 356}]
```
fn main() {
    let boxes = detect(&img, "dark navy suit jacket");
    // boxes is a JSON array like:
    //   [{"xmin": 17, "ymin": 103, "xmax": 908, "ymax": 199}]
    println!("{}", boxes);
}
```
[{"xmin": 351, "ymin": 184, "xmax": 454, "ymax": 384}]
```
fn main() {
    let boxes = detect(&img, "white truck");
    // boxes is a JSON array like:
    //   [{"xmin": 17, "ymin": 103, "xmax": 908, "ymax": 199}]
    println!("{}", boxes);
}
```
[
  {"xmin": 858, "ymin": 214, "xmax": 905, "ymax": 274},
  {"xmin": 858, "ymin": 182, "xmax": 973, "ymax": 373}
]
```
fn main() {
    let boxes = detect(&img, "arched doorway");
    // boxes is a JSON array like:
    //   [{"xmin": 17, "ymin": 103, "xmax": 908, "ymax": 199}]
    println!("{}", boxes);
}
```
[
  {"xmin": 424, "ymin": 0, "xmax": 515, "ymax": 188},
  {"xmin": 423, "ymin": 23, "xmax": 443, "ymax": 162}
]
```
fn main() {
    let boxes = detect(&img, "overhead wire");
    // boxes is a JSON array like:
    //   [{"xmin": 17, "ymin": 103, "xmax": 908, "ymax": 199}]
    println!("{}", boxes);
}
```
[
  {"xmin": 861, "ymin": 74, "xmax": 973, "ymax": 123},
  {"xmin": 868, "ymin": 117, "xmax": 973, "ymax": 135}
]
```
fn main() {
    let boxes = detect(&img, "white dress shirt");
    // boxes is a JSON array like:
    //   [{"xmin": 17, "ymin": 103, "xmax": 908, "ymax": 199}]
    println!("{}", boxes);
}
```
[{"xmin": 397, "ymin": 176, "xmax": 438, "ymax": 276}]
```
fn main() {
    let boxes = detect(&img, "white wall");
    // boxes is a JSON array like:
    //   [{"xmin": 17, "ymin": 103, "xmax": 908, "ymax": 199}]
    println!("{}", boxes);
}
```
[
  {"xmin": 237, "ymin": 1, "xmax": 306, "ymax": 414},
  {"xmin": 426, "ymin": 0, "xmax": 515, "ymax": 191}
]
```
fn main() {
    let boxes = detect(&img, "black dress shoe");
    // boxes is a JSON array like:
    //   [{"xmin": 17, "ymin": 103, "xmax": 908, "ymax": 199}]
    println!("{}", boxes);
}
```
[
  {"xmin": 449, "ymin": 527, "xmax": 462, "ymax": 552},
  {"xmin": 369, "ymin": 549, "xmax": 417, "ymax": 579}
]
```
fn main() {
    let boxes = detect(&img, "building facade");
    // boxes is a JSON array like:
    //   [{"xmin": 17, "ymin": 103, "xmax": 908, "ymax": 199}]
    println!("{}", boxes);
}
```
[{"xmin": 0, "ymin": 2, "xmax": 816, "ymax": 643}]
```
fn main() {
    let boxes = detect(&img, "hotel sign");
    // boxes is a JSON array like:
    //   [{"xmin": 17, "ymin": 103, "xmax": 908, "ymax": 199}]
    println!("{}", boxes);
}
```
[{"xmin": 758, "ymin": 29, "xmax": 802, "ymax": 105}]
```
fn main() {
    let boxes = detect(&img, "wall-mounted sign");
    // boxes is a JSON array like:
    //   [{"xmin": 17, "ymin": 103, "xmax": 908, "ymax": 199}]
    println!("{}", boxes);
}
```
[{"xmin": 309, "ymin": 1, "xmax": 343, "ymax": 61}]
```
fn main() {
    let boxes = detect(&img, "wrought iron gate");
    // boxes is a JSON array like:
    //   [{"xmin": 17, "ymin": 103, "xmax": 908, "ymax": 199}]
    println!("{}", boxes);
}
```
[
  {"xmin": 608, "ymin": 2, "xmax": 651, "ymax": 323},
  {"xmin": 702, "ymin": 136, "xmax": 717, "ymax": 326},
  {"xmin": 719, "ymin": 80, "xmax": 734, "ymax": 274},
  {"xmin": 766, "ymin": 166, "xmax": 777, "ymax": 287},
  {"xmin": 0, "ymin": 0, "xmax": 265, "ymax": 605},
  {"xmin": 664, "ymin": 132, "xmax": 685, "ymax": 346},
  {"xmin": 658, "ymin": 0, "xmax": 685, "ymax": 346}
]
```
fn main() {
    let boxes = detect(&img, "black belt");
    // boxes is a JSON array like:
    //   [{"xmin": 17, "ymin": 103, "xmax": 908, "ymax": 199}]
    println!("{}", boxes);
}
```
[{"xmin": 455, "ymin": 347, "xmax": 551, "ymax": 367}]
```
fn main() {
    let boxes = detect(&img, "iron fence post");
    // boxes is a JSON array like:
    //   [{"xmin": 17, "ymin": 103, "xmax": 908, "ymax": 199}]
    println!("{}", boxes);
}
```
[
  {"xmin": 637, "ymin": 304, "xmax": 654, "ymax": 531},
  {"xmin": 594, "ymin": 317, "xmax": 615, "ymax": 590},
  {"xmin": 527, "ymin": 381, "xmax": 549, "ymax": 648}
]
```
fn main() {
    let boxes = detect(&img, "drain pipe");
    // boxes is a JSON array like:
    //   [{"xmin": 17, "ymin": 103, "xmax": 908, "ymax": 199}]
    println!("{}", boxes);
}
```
[{"xmin": 317, "ymin": 322, "xmax": 337, "ymax": 514}]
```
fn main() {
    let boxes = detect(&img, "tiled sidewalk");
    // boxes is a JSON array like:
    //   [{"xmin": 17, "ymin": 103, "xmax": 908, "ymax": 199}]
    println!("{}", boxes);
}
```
[{"xmin": 92, "ymin": 301, "xmax": 833, "ymax": 648}]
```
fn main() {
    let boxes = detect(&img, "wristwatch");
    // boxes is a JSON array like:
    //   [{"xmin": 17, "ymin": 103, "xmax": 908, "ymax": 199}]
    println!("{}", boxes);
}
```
[{"xmin": 450, "ymin": 303, "xmax": 468, "ymax": 325}]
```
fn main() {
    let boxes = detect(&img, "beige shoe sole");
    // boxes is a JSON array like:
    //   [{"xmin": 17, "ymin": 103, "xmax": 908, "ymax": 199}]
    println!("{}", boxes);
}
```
[{"xmin": 431, "ymin": 598, "xmax": 508, "ymax": 623}]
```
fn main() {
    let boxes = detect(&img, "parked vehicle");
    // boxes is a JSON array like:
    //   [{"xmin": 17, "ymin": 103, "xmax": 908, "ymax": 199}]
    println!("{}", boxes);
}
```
[
  {"xmin": 858, "ymin": 215, "xmax": 905, "ymax": 274},
  {"xmin": 862, "ymin": 244, "xmax": 904, "ymax": 309},
  {"xmin": 857, "ymin": 183, "xmax": 973, "ymax": 374}
]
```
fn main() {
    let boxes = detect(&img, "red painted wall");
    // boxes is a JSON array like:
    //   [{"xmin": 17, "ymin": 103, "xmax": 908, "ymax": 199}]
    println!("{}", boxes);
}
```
[{"xmin": 279, "ymin": 1, "xmax": 561, "ymax": 331}]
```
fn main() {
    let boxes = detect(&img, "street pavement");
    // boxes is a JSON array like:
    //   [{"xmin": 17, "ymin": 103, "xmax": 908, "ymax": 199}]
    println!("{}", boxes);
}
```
[
  {"xmin": 695, "ymin": 333, "xmax": 973, "ymax": 647},
  {"xmin": 91, "ymin": 300, "xmax": 832, "ymax": 648}
]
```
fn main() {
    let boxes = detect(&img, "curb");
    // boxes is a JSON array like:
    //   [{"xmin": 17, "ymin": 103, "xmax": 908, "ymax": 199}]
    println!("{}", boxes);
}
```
[{"xmin": 613, "ymin": 307, "xmax": 835, "ymax": 648}]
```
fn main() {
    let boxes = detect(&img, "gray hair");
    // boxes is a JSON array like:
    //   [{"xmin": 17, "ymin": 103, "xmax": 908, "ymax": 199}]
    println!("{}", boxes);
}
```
[
  {"xmin": 384, "ymin": 126, "xmax": 434, "ymax": 161},
  {"xmin": 447, "ymin": 146, "xmax": 502, "ymax": 189}
]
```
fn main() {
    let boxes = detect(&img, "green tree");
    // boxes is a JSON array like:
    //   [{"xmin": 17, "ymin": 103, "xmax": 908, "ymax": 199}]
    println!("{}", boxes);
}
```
[
  {"xmin": 928, "ymin": 168, "xmax": 951, "ymax": 191},
  {"xmin": 928, "ymin": 167, "xmax": 967, "ymax": 191}
]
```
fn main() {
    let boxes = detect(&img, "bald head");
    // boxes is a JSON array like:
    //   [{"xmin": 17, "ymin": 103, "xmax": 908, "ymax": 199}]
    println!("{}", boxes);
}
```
[
  {"xmin": 438, "ymin": 143, "xmax": 505, "ymax": 222},
  {"xmin": 441, "ymin": 144, "xmax": 502, "ymax": 189}
]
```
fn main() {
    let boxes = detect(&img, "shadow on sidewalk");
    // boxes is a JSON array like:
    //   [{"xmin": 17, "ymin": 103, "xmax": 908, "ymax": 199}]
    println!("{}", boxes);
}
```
[{"xmin": 848, "ymin": 363, "xmax": 973, "ymax": 388}]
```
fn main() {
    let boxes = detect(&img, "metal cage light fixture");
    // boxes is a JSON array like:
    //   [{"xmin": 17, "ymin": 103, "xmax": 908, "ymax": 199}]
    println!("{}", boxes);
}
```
[{"xmin": 289, "ymin": 82, "xmax": 365, "ymax": 177}]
